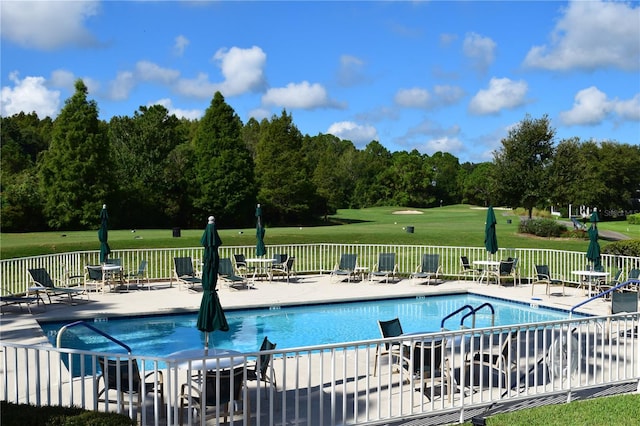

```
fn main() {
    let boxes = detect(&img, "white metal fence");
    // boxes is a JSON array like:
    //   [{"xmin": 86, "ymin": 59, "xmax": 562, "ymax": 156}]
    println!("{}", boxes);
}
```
[
  {"xmin": 3, "ymin": 244, "xmax": 640, "ymax": 295},
  {"xmin": 2, "ymin": 312, "xmax": 638, "ymax": 425}
]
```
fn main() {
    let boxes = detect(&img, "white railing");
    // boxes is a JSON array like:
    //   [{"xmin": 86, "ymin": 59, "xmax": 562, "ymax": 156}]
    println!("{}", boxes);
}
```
[
  {"xmin": 2, "ymin": 313, "xmax": 638, "ymax": 425},
  {"xmin": 3, "ymin": 244, "xmax": 640, "ymax": 295}
]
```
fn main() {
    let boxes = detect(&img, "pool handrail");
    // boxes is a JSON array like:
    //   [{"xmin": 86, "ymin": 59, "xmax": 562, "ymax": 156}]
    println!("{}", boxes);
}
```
[
  {"xmin": 460, "ymin": 302, "xmax": 495, "ymax": 329},
  {"xmin": 441, "ymin": 304, "xmax": 473, "ymax": 330},
  {"xmin": 56, "ymin": 320, "xmax": 132, "ymax": 354},
  {"xmin": 569, "ymin": 279, "xmax": 640, "ymax": 317}
]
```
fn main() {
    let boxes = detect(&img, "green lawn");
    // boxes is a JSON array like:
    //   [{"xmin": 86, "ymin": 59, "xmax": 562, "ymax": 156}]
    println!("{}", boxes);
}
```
[{"xmin": 2, "ymin": 205, "xmax": 638, "ymax": 259}]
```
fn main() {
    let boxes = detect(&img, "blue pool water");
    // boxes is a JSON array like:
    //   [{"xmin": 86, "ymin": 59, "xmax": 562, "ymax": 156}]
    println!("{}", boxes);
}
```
[{"xmin": 41, "ymin": 294, "xmax": 584, "ymax": 358}]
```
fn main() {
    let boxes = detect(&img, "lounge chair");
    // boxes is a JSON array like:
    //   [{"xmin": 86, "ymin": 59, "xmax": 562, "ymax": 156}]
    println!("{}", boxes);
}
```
[
  {"xmin": 374, "ymin": 317, "xmax": 405, "ymax": 376},
  {"xmin": 179, "ymin": 367, "xmax": 246, "ymax": 426},
  {"xmin": 219, "ymin": 258, "xmax": 249, "ymax": 290},
  {"xmin": 410, "ymin": 254, "xmax": 441, "ymax": 285},
  {"xmin": 532, "ymin": 265, "xmax": 565, "ymax": 296},
  {"xmin": 246, "ymin": 336, "xmax": 278, "ymax": 396},
  {"xmin": 0, "ymin": 292, "xmax": 43, "ymax": 313},
  {"xmin": 27, "ymin": 267, "xmax": 86, "ymax": 303},
  {"xmin": 369, "ymin": 253, "xmax": 398, "ymax": 283},
  {"xmin": 330, "ymin": 254, "xmax": 358, "ymax": 283},
  {"xmin": 271, "ymin": 256, "xmax": 295, "ymax": 283},
  {"xmin": 173, "ymin": 257, "xmax": 202, "ymax": 291},
  {"xmin": 97, "ymin": 357, "xmax": 164, "ymax": 413}
]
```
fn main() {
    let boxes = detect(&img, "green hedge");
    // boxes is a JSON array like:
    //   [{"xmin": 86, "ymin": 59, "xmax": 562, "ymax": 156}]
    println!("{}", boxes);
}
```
[
  {"xmin": 627, "ymin": 213, "xmax": 640, "ymax": 225},
  {"xmin": 0, "ymin": 401, "xmax": 136, "ymax": 426},
  {"xmin": 518, "ymin": 218, "xmax": 568, "ymax": 238},
  {"xmin": 601, "ymin": 239, "xmax": 640, "ymax": 257}
]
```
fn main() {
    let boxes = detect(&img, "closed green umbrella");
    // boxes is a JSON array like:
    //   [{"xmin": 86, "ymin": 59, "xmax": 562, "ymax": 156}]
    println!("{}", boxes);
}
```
[
  {"xmin": 256, "ymin": 204, "xmax": 266, "ymax": 257},
  {"xmin": 196, "ymin": 216, "xmax": 229, "ymax": 353},
  {"xmin": 98, "ymin": 204, "xmax": 111, "ymax": 263},
  {"xmin": 586, "ymin": 209, "xmax": 601, "ymax": 270},
  {"xmin": 484, "ymin": 205, "xmax": 499, "ymax": 257}
]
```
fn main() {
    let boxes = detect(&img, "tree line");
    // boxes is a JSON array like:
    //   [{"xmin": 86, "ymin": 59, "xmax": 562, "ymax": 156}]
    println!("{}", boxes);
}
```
[{"xmin": 2, "ymin": 79, "xmax": 639, "ymax": 232}]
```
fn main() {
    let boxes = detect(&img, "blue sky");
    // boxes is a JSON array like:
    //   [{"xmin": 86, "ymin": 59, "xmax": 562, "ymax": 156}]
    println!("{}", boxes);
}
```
[{"xmin": 1, "ymin": 1, "xmax": 638, "ymax": 163}]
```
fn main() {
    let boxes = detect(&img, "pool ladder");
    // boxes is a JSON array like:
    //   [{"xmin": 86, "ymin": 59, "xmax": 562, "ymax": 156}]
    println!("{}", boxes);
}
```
[
  {"xmin": 440, "ymin": 302, "xmax": 495, "ymax": 330},
  {"xmin": 56, "ymin": 320, "xmax": 131, "ymax": 354}
]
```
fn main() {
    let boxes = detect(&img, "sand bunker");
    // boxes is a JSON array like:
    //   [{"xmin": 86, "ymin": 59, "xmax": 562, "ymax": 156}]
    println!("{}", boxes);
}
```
[{"xmin": 392, "ymin": 210, "xmax": 423, "ymax": 215}]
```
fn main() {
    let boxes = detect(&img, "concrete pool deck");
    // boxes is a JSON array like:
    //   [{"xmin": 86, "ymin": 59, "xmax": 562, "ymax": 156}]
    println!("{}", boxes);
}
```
[{"xmin": 1, "ymin": 274, "xmax": 613, "ymax": 346}]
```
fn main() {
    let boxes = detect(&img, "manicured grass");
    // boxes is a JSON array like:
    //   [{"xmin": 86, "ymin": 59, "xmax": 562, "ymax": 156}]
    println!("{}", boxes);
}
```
[
  {"xmin": 2, "ymin": 205, "xmax": 637, "ymax": 259},
  {"xmin": 463, "ymin": 393, "xmax": 640, "ymax": 425}
]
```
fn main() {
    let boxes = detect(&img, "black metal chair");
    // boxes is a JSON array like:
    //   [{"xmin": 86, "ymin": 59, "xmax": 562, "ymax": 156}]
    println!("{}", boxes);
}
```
[
  {"xmin": 97, "ymin": 357, "xmax": 164, "ymax": 413},
  {"xmin": 374, "ymin": 317, "xmax": 405, "ymax": 376},
  {"xmin": 246, "ymin": 336, "xmax": 278, "ymax": 396}
]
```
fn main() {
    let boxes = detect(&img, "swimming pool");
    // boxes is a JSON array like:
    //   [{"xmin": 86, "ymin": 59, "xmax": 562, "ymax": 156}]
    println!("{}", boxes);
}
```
[{"xmin": 41, "ymin": 294, "xmax": 586, "ymax": 358}]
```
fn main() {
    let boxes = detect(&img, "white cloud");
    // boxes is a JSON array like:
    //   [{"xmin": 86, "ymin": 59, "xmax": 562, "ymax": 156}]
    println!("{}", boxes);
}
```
[
  {"xmin": 1, "ymin": 72, "xmax": 60, "ymax": 118},
  {"xmin": 263, "ymin": 81, "xmax": 337, "ymax": 110},
  {"xmin": 423, "ymin": 137, "xmax": 464, "ymax": 156},
  {"xmin": 107, "ymin": 71, "xmax": 136, "ymax": 101},
  {"xmin": 560, "ymin": 86, "xmax": 640, "ymax": 126},
  {"xmin": 136, "ymin": 61, "xmax": 180, "ymax": 85},
  {"xmin": 174, "ymin": 35, "xmax": 190, "ymax": 56},
  {"xmin": 50, "ymin": 70, "xmax": 77, "ymax": 91},
  {"xmin": 175, "ymin": 73, "xmax": 218, "ymax": 99},
  {"xmin": 524, "ymin": 0, "xmax": 640, "ymax": 71},
  {"xmin": 337, "ymin": 54, "xmax": 366, "ymax": 87},
  {"xmin": 463, "ymin": 32, "xmax": 496, "ymax": 72},
  {"xmin": 469, "ymin": 77, "xmax": 528, "ymax": 115},
  {"xmin": 213, "ymin": 46, "xmax": 267, "ymax": 96},
  {"xmin": 327, "ymin": 121, "xmax": 378, "ymax": 145},
  {"xmin": 152, "ymin": 98, "xmax": 202, "ymax": 120},
  {"xmin": 0, "ymin": 1, "xmax": 100, "ymax": 50},
  {"xmin": 395, "ymin": 85, "xmax": 464, "ymax": 109}
]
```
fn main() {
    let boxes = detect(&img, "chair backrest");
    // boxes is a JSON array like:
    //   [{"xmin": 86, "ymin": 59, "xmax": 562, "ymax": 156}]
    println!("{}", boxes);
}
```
[
  {"xmin": 273, "ymin": 254, "xmax": 287, "ymax": 265},
  {"xmin": 628, "ymin": 268, "xmax": 640, "ymax": 280},
  {"xmin": 86, "ymin": 265, "xmax": 104, "ymax": 281},
  {"xmin": 285, "ymin": 256, "xmax": 295, "ymax": 271},
  {"xmin": 460, "ymin": 256, "xmax": 471, "ymax": 269},
  {"xmin": 137, "ymin": 260, "xmax": 148, "ymax": 274},
  {"xmin": 28, "ymin": 268, "xmax": 55, "ymax": 288},
  {"xmin": 233, "ymin": 254, "xmax": 247, "ymax": 267},
  {"xmin": 339, "ymin": 254, "xmax": 357, "ymax": 271},
  {"xmin": 203, "ymin": 367, "xmax": 244, "ymax": 406},
  {"xmin": 257, "ymin": 336, "xmax": 277, "ymax": 377},
  {"xmin": 535, "ymin": 265, "xmax": 550, "ymax": 279},
  {"xmin": 612, "ymin": 291, "xmax": 638, "ymax": 314},
  {"xmin": 106, "ymin": 258, "xmax": 122, "ymax": 266},
  {"xmin": 409, "ymin": 339, "xmax": 444, "ymax": 376},
  {"xmin": 611, "ymin": 269, "xmax": 623, "ymax": 283},
  {"xmin": 174, "ymin": 257, "xmax": 194, "ymax": 277},
  {"xmin": 377, "ymin": 253, "xmax": 395, "ymax": 272},
  {"xmin": 421, "ymin": 254, "xmax": 439, "ymax": 273},
  {"xmin": 98, "ymin": 358, "xmax": 141, "ymax": 393},
  {"xmin": 218, "ymin": 258, "xmax": 235, "ymax": 276},
  {"xmin": 499, "ymin": 260, "xmax": 514, "ymax": 275},
  {"xmin": 378, "ymin": 318, "xmax": 403, "ymax": 349}
]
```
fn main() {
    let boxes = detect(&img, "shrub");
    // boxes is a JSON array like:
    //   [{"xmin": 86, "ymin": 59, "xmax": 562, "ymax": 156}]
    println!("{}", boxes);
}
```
[
  {"xmin": 0, "ymin": 401, "xmax": 135, "ymax": 426},
  {"xmin": 627, "ymin": 213, "xmax": 640, "ymax": 225},
  {"xmin": 601, "ymin": 239, "xmax": 640, "ymax": 257},
  {"xmin": 519, "ymin": 218, "xmax": 567, "ymax": 238}
]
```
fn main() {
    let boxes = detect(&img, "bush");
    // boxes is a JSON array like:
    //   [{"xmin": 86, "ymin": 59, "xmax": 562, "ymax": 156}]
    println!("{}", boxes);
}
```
[
  {"xmin": 0, "ymin": 401, "xmax": 135, "ymax": 426},
  {"xmin": 601, "ymin": 239, "xmax": 640, "ymax": 257},
  {"xmin": 519, "ymin": 218, "xmax": 567, "ymax": 238},
  {"xmin": 627, "ymin": 213, "xmax": 640, "ymax": 225}
]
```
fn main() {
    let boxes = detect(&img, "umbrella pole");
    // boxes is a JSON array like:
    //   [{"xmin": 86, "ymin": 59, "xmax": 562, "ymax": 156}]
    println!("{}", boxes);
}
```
[{"xmin": 204, "ymin": 332, "xmax": 209, "ymax": 355}]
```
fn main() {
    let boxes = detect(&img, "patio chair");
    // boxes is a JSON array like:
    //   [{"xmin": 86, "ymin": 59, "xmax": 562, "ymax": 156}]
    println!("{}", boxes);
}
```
[
  {"xmin": 63, "ymin": 263, "xmax": 84, "ymax": 287},
  {"xmin": 173, "ymin": 257, "xmax": 202, "ymax": 291},
  {"xmin": 271, "ymin": 256, "xmax": 295, "ymax": 283},
  {"xmin": 219, "ymin": 258, "xmax": 249, "ymax": 290},
  {"xmin": 124, "ymin": 260, "xmax": 149, "ymax": 289},
  {"xmin": 459, "ymin": 256, "xmax": 481, "ymax": 281},
  {"xmin": 610, "ymin": 291, "xmax": 639, "ymax": 339},
  {"xmin": 369, "ymin": 253, "xmax": 398, "ymax": 284},
  {"xmin": 466, "ymin": 330, "xmax": 519, "ymax": 373},
  {"xmin": 532, "ymin": 265, "xmax": 565, "ymax": 296},
  {"xmin": 0, "ymin": 292, "xmax": 43, "ymax": 314},
  {"xmin": 330, "ymin": 254, "xmax": 358, "ymax": 283},
  {"xmin": 27, "ymin": 267, "xmax": 85, "ymax": 304},
  {"xmin": 400, "ymin": 337, "xmax": 451, "ymax": 402},
  {"xmin": 246, "ymin": 336, "xmax": 278, "ymax": 396},
  {"xmin": 410, "ymin": 254, "xmax": 441, "ymax": 285},
  {"xmin": 97, "ymin": 357, "xmax": 164, "ymax": 413},
  {"xmin": 596, "ymin": 269, "xmax": 622, "ymax": 300},
  {"xmin": 179, "ymin": 366, "xmax": 246, "ymax": 426},
  {"xmin": 85, "ymin": 265, "xmax": 109, "ymax": 293},
  {"xmin": 374, "ymin": 317, "xmax": 406, "ymax": 376},
  {"xmin": 492, "ymin": 259, "xmax": 515, "ymax": 286},
  {"xmin": 626, "ymin": 268, "xmax": 640, "ymax": 292},
  {"xmin": 232, "ymin": 254, "xmax": 254, "ymax": 278}
]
